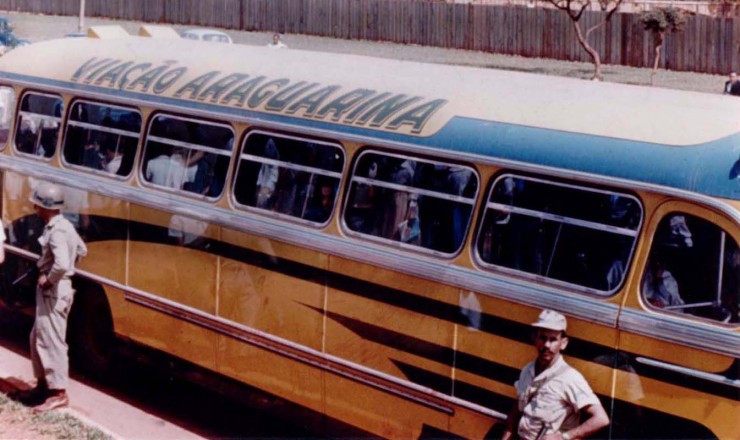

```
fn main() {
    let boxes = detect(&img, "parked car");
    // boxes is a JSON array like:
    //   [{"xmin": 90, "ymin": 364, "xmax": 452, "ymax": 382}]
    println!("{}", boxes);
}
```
[
  {"xmin": 180, "ymin": 28, "xmax": 232, "ymax": 44},
  {"xmin": 0, "ymin": 16, "xmax": 29, "ymax": 52}
]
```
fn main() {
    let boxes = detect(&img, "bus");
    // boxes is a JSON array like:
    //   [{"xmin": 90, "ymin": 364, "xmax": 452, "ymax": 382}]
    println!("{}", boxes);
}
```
[{"xmin": 0, "ymin": 25, "xmax": 736, "ymax": 439}]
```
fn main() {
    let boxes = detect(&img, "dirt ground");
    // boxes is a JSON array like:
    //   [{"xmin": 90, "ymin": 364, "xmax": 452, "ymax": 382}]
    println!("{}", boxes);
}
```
[{"xmin": 1, "ymin": 10, "xmax": 729, "ymax": 95}]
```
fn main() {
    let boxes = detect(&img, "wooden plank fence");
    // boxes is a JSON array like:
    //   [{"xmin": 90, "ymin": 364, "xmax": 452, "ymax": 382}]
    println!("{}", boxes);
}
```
[{"xmin": 0, "ymin": 0, "xmax": 736, "ymax": 74}]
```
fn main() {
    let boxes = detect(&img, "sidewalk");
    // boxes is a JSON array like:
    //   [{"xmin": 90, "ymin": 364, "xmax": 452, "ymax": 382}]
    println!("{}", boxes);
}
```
[{"xmin": 0, "ymin": 342, "xmax": 204, "ymax": 439}]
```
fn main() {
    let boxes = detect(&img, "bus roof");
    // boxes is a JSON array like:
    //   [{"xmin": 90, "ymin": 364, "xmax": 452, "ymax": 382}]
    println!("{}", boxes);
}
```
[{"xmin": 1, "ymin": 34, "xmax": 739, "ymax": 200}]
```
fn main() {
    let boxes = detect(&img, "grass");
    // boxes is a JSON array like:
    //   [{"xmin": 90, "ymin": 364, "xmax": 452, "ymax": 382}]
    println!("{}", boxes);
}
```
[{"xmin": 0, "ymin": 393, "xmax": 111, "ymax": 440}]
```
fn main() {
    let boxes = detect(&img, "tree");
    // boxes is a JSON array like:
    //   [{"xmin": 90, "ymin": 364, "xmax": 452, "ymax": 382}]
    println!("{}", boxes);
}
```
[
  {"xmin": 641, "ymin": 7, "xmax": 685, "ymax": 86},
  {"xmin": 542, "ymin": 0, "xmax": 625, "ymax": 81}
]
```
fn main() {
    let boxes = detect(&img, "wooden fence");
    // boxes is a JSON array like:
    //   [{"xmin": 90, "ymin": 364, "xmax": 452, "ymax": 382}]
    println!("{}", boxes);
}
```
[{"xmin": 0, "ymin": 0, "xmax": 737, "ymax": 74}]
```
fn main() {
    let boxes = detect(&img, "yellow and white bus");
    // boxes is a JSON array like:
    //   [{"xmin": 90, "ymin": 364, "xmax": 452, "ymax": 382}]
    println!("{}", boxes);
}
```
[{"xmin": 0, "ymin": 26, "xmax": 737, "ymax": 439}]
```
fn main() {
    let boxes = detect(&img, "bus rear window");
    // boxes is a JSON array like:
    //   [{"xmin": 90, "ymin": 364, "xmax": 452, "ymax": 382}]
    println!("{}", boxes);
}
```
[
  {"xmin": 62, "ymin": 100, "xmax": 142, "ymax": 177},
  {"xmin": 343, "ymin": 151, "xmax": 478, "ymax": 256},
  {"xmin": 476, "ymin": 174, "xmax": 642, "ymax": 294},
  {"xmin": 232, "ymin": 131, "xmax": 345, "ymax": 225},
  {"xmin": 141, "ymin": 114, "xmax": 234, "ymax": 198},
  {"xmin": 14, "ymin": 91, "xmax": 62, "ymax": 159}
]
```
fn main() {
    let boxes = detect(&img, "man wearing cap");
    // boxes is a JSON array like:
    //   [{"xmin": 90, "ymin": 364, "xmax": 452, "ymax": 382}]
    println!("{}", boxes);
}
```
[
  {"xmin": 502, "ymin": 309, "xmax": 609, "ymax": 440},
  {"xmin": 13, "ymin": 182, "xmax": 87, "ymax": 412}
]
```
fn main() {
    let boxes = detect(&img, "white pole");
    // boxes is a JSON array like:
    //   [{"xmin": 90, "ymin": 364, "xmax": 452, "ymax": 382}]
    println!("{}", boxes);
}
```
[{"xmin": 78, "ymin": 0, "xmax": 86, "ymax": 33}]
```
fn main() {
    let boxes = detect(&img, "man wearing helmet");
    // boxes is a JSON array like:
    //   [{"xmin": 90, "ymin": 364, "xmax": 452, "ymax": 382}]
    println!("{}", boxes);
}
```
[{"xmin": 14, "ymin": 182, "xmax": 87, "ymax": 412}]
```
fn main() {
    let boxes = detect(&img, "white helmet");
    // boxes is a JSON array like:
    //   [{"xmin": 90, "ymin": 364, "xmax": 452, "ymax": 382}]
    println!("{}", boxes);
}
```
[{"xmin": 29, "ymin": 183, "xmax": 65, "ymax": 209}]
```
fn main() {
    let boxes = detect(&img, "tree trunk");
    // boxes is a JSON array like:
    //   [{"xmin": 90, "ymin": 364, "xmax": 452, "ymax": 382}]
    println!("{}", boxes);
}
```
[
  {"xmin": 650, "ymin": 31, "xmax": 665, "ymax": 86},
  {"xmin": 571, "ymin": 18, "xmax": 602, "ymax": 81}
]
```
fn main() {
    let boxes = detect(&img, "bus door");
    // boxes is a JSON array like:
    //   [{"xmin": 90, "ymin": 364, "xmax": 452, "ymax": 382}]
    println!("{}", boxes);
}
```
[{"xmin": 615, "ymin": 201, "xmax": 740, "ymax": 439}]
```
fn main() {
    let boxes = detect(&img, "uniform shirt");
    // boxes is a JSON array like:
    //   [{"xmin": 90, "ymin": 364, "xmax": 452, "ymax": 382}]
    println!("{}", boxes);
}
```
[
  {"xmin": 145, "ymin": 154, "xmax": 196, "ymax": 189},
  {"xmin": 36, "ymin": 214, "xmax": 87, "ymax": 285},
  {"xmin": 515, "ymin": 356, "xmax": 601, "ymax": 440}
]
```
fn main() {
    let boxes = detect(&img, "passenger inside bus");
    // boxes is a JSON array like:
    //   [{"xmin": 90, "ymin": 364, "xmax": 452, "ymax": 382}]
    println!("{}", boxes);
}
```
[
  {"xmin": 255, "ymin": 138, "xmax": 279, "ymax": 209},
  {"xmin": 642, "ymin": 256, "xmax": 684, "ymax": 310},
  {"xmin": 642, "ymin": 213, "xmax": 740, "ymax": 323}
]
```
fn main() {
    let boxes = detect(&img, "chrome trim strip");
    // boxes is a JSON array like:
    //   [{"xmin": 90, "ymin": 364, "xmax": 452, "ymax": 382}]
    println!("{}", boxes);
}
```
[
  {"xmin": 240, "ymin": 154, "xmax": 343, "ymax": 179},
  {"xmin": 147, "ymin": 134, "xmax": 232, "ymax": 157},
  {"xmin": 353, "ymin": 176, "xmax": 476, "ymax": 204},
  {"xmin": 486, "ymin": 202, "xmax": 639, "ymax": 237},
  {"xmin": 17, "ymin": 112, "xmax": 62, "ymax": 125},
  {"xmin": 636, "ymin": 357, "xmax": 740, "ymax": 389},
  {"xmin": 4, "ymin": 242, "xmax": 505, "ymax": 419},
  {"xmin": 66, "ymin": 120, "xmax": 140, "ymax": 138},
  {"xmin": 619, "ymin": 308, "xmax": 740, "ymax": 358}
]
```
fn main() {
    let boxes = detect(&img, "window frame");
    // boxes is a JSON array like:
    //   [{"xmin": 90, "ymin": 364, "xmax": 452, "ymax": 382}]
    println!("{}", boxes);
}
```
[
  {"xmin": 139, "ymin": 112, "xmax": 235, "ymax": 201},
  {"xmin": 231, "ymin": 129, "xmax": 346, "ymax": 228},
  {"xmin": 60, "ymin": 98, "xmax": 143, "ymax": 179},
  {"xmin": 640, "ymin": 202, "xmax": 740, "ymax": 327},
  {"xmin": 341, "ymin": 148, "xmax": 480, "ymax": 258},
  {"xmin": 474, "ymin": 172, "xmax": 644, "ymax": 296},
  {"xmin": 0, "ymin": 85, "xmax": 17, "ymax": 152},
  {"xmin": 13, "ymin": 90, "xmax": 64, "ymax": 161}
]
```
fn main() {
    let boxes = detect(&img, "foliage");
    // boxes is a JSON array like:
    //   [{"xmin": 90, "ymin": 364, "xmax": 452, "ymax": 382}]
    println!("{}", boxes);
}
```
[{"xmin": 641, "ymin": 7, "xmax": 686, "ymax": 34}]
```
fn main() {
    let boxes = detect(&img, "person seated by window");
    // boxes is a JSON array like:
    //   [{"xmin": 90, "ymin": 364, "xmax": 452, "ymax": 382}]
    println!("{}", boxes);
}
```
[
  {"xmin": 255, "ymin": 138, "xmax": 280, "ymax": 209},
  {"xmin": 81, "ymin": 137, "xmax": 104, "ymax": 170},
  {"xmin": 304, "ymin": 183, "xmax": 334, "ymax": 223},
  {"xmin": 397, "ymin": 194, "xmax": 421, "ymax": 245},
  {"xmin": 103, "ymin": 144, "xmax": 124, "ymax": 175},
  {"xmin": 642, "ymin": 257, "xmax": 684, "ymax": 310},
  {"xmin": 145, "ymin": 147, "xmax": 196, "ymax": 189}
]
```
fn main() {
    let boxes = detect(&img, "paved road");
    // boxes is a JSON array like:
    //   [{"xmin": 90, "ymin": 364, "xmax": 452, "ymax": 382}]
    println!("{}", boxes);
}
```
[{"xmin": 0, "ymin": 310, "xmax": 312, "ymax": 439}]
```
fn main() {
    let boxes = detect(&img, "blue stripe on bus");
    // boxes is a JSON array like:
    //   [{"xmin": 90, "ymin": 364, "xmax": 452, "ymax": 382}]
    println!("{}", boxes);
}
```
[{"xmin": 2, "ymin": 72, "xmax": 738, "ymax": 200}]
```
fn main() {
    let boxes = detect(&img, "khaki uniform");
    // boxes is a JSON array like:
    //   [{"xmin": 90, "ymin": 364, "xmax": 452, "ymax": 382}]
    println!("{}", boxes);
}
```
[
  {"xmin": 514, "ymin": 356, "xmax": 601, "ymax": 440},
  {"xmin": 30, "ymin": 214, "xmax": 87, "ymax": 390}
]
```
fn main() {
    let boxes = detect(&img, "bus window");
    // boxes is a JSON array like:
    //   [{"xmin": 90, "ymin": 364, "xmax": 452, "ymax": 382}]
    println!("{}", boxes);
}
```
[
  {"xmin": 0, "ymin": 86, "xmax": 16, "ymax": 148},
  {"xmin": 476, "ymin": 174, "xmax": 641, "ymax": 294},
  {"xmin": 642, "ymin": 213, "xmax": 739, "ymax": 324},
  {"xmin": 13, "ymin": 91, "xmax": 63, "ymax": 159},
  {"xmin": 141, "ymin": 114, "xmax": 234, "ymax": 198},
  {"xmin": 233, "ymin": 131, "xmax": 345, "ymax": 225},
  {"xmin": 62, "ymin": 100, "xmax": 142, "ymax": 177},
  {"xmin": 344, "ymin": 151, "xmax": 478, "ymax": 255}
]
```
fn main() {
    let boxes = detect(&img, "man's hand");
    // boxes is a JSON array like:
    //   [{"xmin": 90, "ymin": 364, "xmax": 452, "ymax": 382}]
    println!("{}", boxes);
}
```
[{"xmin": 37, "ymin": 273, "xmax": 52, "ymax": 289}]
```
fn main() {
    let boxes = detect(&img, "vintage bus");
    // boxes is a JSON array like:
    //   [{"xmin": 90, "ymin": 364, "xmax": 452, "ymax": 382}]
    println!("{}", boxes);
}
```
[{"xmin": 0, "ymin": 25, "xmax": 736, "ymax": 439}]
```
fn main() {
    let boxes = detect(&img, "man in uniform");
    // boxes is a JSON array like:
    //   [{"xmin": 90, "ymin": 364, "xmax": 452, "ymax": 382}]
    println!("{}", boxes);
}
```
[
  {"xmin": 14, "ymin": 182, "xmax": 87, "ymax": 412},
  {"xmin": 502, "ymin": 310, "xmax": 609, "ymax": 440}
]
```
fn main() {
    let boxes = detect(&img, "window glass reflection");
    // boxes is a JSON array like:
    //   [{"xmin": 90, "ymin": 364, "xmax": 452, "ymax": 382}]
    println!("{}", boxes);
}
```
[
  {"xmin": 643, "ymin": 213, "xmax": 739, "ymax": 324},
  {"xmin": 477, "ymin": 174, "xmax": 641, "ymax": 294},
  {"xmin": 14, "ymin": 92, "xmax": 63, "ymax": 158},
  {"xmin": 344, "ymin": 151, "xmax": 478, "ymax": 255},
  {"xmin": 63, "ymin": 101, "xmax": 142, "ymax": 177},
  {"xmin": 141, "ymin": 114, "xmax": 234, "ymax": 198},
  {"xmin": 233, "ymin": 132, "xmax": 344, "ymax": 225}
]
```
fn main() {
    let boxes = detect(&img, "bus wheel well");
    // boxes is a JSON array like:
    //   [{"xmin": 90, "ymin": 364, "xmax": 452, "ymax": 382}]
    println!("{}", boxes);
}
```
[{"xmin": 68, "ymin": 278, "xmax": 116, "ymax": 378}]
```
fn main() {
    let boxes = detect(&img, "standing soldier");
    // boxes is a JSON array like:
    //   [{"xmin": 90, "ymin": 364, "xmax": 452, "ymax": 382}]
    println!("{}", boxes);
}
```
[{"xmin": 13, "ymin": 182, "xmax": 87, "ymax": 412}]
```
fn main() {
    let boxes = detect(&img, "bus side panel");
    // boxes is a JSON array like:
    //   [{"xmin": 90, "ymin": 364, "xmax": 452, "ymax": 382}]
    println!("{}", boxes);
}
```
[
  {"xmin": 215, "ymin": 230, "xmax": 328, "ymax": 417},
  {"xmin": 217, "ymin": 229, "xmax": 327, "ymax": 350},
  {"xmin": 613, "ymin": 328, "xmax": 737, "ymax": 439},
  {"xmin": 323, "ymin": 256, "xmax": 465, "ymax": 436},
  {"xmin": 216, "ymin": 334, "xmax": 325, "ymax": 423},
  {"xmin": 125, "ymin": 204, "xmax": 217, "ymax": 370}
]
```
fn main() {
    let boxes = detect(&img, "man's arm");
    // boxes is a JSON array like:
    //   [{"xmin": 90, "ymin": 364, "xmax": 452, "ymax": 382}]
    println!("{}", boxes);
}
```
[
  {"xmin": 501, "ymin": 404, "xmax": 521, "ymax": 440},
  {"xmin": 544, "ymin": 403, "xmax": 609, "ymax": 440}
]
